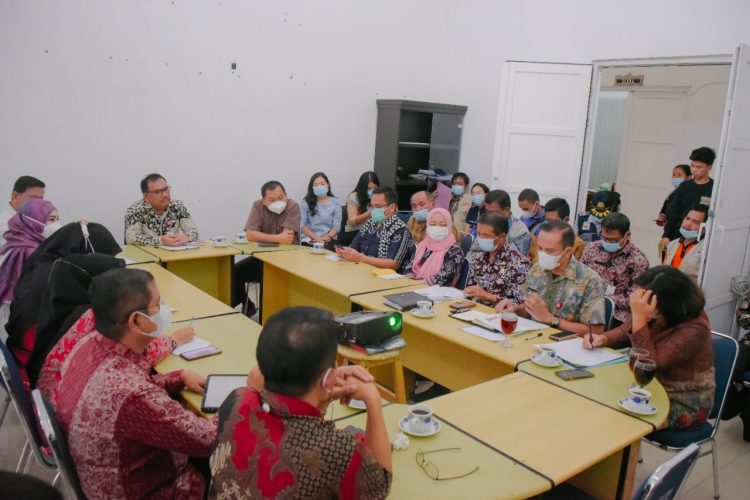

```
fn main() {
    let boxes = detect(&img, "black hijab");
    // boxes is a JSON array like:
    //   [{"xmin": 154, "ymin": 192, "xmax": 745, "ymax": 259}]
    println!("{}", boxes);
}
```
[
  {"xmin": 26, "ymin": 253, "xmax": 125, "ymax": 385},
  {"xmin": 4, "ymin": 222, "xmax": 120, "ymax": 350}
]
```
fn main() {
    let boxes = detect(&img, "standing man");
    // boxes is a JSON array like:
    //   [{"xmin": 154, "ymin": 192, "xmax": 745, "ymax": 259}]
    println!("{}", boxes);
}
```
[
  {"xmin": 483, "ymin": 189, "xmax": 532, "ymax": 255},
  {"xmin": 448, "ymin": 172, "xmax": 472, "ymax": 234},
  {"xmin": 406, "ymin": 191, "xmax": 435, "ymax": 244},
  {"xmin": 581, "ymin": 213, "xmax": 650, "ymax": 327},
  {"xmin": 124, "ymin": 173, "xmax": 199, "ymax": 246},
  {"xmin": 663, "ymin": 205, "xmax": 708, "ymax": 281},
  {"xmin": 1, "ymin": 176, "xmax": 46, "ymax": 246},
  {"xmin": 518, "ymin": 188, "xmax": 545, "ymax": 236}
]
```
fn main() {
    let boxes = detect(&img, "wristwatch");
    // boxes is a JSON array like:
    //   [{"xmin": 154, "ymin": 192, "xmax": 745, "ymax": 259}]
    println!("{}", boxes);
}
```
[{"xmin": 550, "ymin": 315, "xmax": 560, "ymax": 328}]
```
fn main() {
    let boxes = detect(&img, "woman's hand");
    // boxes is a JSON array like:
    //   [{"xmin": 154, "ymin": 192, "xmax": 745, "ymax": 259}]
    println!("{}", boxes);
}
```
[
  {"xmin": 630, "ymin": 289, "xmax": 658, "ymax": 332},
  {"xmin": 582, "ymin": 333, "xmax": 608, "ymax": 349}
]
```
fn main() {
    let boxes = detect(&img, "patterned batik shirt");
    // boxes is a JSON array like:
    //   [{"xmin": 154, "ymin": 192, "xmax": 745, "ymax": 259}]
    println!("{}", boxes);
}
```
[
  {"xmin": 466, "ymin": 244, "xmax": 530, "ymax": 303},
  {"xmin": 350, "ymin": 216, "xmax": 415, "ymax": 272},
  {"xmin": 56, "ymin": 333, "xmax": 217, "ymax": 499},
  {"xmin": 403, "ymin": 245, "xmax": 464, "ymax": 286},
  {"xmin": 124, "ymin": 199, "xmax": 199, "ymax": 246},
  {"xmin": 522, "ymin": 257, "xmax": 606, "ymax": 325},
  {"xmin": 581, "ymin": 241, "xmax": 650, "ymax": 323},
  {"xmin": 209, "ymin": 388, "xmax": 392, "ymax": 500},
  {"xmin": 508, "ymin": 216, "xmax": 532, "ymax": 256}
]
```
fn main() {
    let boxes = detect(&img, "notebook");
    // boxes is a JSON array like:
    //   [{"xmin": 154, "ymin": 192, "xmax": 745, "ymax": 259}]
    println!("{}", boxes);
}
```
[{"xmin": 383, "ymin": 291, "xmax": 429, "ymax": 311}]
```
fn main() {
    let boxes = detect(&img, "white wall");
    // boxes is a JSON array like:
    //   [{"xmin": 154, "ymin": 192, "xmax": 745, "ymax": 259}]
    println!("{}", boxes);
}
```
[{"xmin": 1, "ymin": 0, "xmax": 749, "ymax": 240}]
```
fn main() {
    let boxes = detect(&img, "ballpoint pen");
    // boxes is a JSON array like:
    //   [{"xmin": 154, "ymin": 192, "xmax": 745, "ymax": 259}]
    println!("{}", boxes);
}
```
[
  {"xmin": 525, "ymin": 332, "xmax": 543, "ymax": 341},
  {"xmin": 588, "ymin": 320, "xmax": 593, "ymax": 350},
  {"xmin": 189, "ymin": 316, "xmax": 194, "ymax": 328}
]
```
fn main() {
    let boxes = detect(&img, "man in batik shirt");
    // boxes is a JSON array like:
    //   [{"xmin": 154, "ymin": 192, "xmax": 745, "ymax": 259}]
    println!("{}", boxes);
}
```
[
  {"xmin": 497, "ymin": 220, "xmax": 606, "ymax": 337},
  {"xmin": 210, "ymin": 307, "xmax": 392, "ymax": 499},
  {"xmin": 56, "ymin": 268, "xmax": 216, "ymax": 499},
  {"xmin": 464, "ymin": 213, "xmax": 530, "ymax": 305},
  {"xmin": 581, "ymin": 213, "xmax": 649, "ymax": 327},
  {"xmin": 124, "ymin": 173, "xmax": 199, "ymax": 246}
]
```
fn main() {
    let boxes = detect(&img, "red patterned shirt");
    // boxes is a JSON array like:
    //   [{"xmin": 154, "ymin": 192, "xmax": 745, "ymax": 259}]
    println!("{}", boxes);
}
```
[{"xmin": 56, "ymin": 332, "xmax": 217, "ymax": 499}]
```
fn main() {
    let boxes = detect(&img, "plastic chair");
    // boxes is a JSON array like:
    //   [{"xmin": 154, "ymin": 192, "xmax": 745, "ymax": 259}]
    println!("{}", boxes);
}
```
[
  {"xmin": 0, "ymin": 341, "xmax": 57, "ymax": 475},
  {"xmin": 641, "ymin": 331, "xmax": 738, "ymax": 499},
  {"xmin": 32, "ymin": 390, "xmax": 86, "ymax": 500},
  {"xmin": 633, "ymin": 443, "xmax": 700, "ymax": 500},
  {"xmin": 604, "ymin": 296, "xmax": 615, "ymax": 330},
  {"xmin": 456, "ymin": 259, "xmax": 471, "ymax": 290}
]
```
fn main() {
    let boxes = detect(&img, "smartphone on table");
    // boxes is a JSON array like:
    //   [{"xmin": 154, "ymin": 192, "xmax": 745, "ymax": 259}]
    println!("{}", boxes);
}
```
[
  {"xmin": 555, "ymin": 368, "xmax": 594, "ymax": 381},
  {"xmin": 180, "ymin": 345, "xmax": 222, "ymax": 361}
]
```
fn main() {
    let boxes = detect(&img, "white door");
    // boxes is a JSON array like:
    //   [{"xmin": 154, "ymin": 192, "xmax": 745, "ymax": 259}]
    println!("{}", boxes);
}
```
[
  {"xmin": 701, "ymin": 44, "xmax": 750, "ymax": 336},
  {"xmin": 491, "ymin": 62, "xmax": 592, "ymax": 212}
]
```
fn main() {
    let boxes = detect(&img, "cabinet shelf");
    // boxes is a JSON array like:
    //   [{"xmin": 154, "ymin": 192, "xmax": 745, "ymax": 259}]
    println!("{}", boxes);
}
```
[{"xmin": 398, "ymin": 141, "xmax": 431, "ymax": 149}]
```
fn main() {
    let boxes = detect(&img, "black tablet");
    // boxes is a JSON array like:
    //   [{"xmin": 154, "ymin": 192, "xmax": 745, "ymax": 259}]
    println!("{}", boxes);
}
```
[{"xmin": 200, "ymin": 374, "xmax": 248, "ymax": 413}]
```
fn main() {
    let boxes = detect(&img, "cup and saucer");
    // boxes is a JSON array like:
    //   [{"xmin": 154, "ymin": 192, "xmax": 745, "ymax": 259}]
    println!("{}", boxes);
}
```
[
  {"xmin": 398, "ymin": 404, "xmax": 441, "ymax": 437},
  {"xmin": 231, "ymin": 232, "xmax": 247, "ymax": 244},
  {"xmin": 310, "ymin": 241, "xmax": 326, "ymax": 254},
  {"xmin": 211, "ymin": 236, "xmax": 229, "ymax": 248},
  {"xmin": 410, "ymin": 301, "xmax": 435, "ymax": 319},
  {"xmin": 531, "ymin": 345, "xmax": 563, "ymax": 368},
  {"xmin": 618, "ymin": 387, "xmax": 657, "ymax": 416}
]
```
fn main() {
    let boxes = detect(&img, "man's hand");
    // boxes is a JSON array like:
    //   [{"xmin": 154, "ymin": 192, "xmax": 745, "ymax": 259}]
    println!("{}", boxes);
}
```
[
  {"xmin": 336, "ymin": 246, "xmax": 362, "ymax": 263},
  {"xmin": 326, "ymin": 366, "xmax": 375, "ymax": 404},
  {"xmin": 182, "ymin": 370, "xmax": 207, "ymax": 394},
  {"xmin": 655, "ymin": 214, "xmax": 666, "ymax": 227},
  {"xmin": 522, "ymin": 293, "xmax": 553, "ymax": 324},
  {"xmin": 278, "ymin": 229, "xmax": 295, "ymax": 245},
  {"xmin": 658, "ymin": 237, "xmax": 670, "ymax": 253},
  {"xmin": 582, "ymin": 333, "xmax": 608, "ymax": 349},
  {"xmin": 464, "ymin": 285, "xmax": 494, "ymax": 304},
  {"xmin": 160, "ymin": 234, "xmax": 181, "ymax": 246},
  {"xmin": 171, "ymin": 326, "xmax": 195, "ymax": 346},
  {"xmin": 494, "ymin": 299, "xmax": 515, "ymax": 313}
]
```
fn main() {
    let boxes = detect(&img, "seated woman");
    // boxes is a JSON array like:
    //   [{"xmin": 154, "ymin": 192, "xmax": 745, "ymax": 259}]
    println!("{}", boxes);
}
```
[
  {"xmin": 0, "ymin": 199, "xmax": 58, "ymax": 342},
  {"xmin": 584, "ymin": 266, "xmax": 715, "ymax": 430},
  {"xmin": 340, "ymin": 171, "xmax": 379, "ymax": 246},
  {"xmin": 465, "ymin": 182, "xmax": 489, "ymax": 238},
  {"xmin": 404, "ymin": 208, "xmax": 464, "ymax": 287},
  {"xmin": 300, "ymin": 171, "xmax": 342, "ymax": 250}
]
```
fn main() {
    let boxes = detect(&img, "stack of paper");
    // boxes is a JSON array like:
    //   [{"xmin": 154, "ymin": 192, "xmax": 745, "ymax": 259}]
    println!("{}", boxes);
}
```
[
  {"xmin": 159, "ymin": 245, "xmax": 199, "ymax": 251},
  {"xmin": 535, "ymin": 338, "xmax": 626, "ymax": 367},
  {"xmin": 378, "ymin": 273, "xmax": 407, "ymax": 280},
  {"xmin": 415, "ymin": 285, "xmax": 465, "ymax": 302}
]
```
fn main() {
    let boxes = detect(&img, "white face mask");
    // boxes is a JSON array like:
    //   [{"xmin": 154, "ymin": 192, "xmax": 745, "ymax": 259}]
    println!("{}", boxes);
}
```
[
  {"xmin": 267, "ymin": 200, "xmax": 287, "ymax": 215},
  {"xmin": 537, "ymin": 250, "xmax": 563, "ymax": 271},
  {"xmin": 136, "ymin": 304, "xmax": 172, "ymax": 338},
  {"xmin": 426, "ymin": 226, "xmax": 450, "ymax": 241},
  {"xmin": 42, "ymin": 221, "xmax": 63, "ymax": 238},
  {"xmin": 520, "ymin": 209, "xmax": 535, "ymax": 219}
]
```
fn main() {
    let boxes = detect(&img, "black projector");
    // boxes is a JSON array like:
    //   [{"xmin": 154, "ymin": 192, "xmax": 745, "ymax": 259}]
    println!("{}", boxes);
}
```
[{"xmin": 334, "ymin": 310, "xmax": 403, "ymax": 347}]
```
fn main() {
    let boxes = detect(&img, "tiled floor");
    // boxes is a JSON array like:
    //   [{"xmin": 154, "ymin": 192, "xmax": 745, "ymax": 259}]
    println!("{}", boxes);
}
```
[{"xmin": 2, "ymin": 393, "xmax": 748, "ymax": 499}]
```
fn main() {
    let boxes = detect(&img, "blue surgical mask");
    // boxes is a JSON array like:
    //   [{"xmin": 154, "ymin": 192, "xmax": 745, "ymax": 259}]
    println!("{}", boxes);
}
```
[
  {"xmin": 477, "ymin": 237, "xmax": 496, "ymax": 253},
  {"xmin": 471, "ymin": 194, "xmax": 485, "ymax": 207},
  {"xmin": 371, "ymin": 207, "xmax": 386, "ymax": 223},
  {"xmin": 452, "ymin": 185, "xmax": 465, "ymax": 196},
  {"xmin": 367, "ymin": 189, "xmax": 374, "ymax": 199},
  {"xmin": 601, "ymin": 240, "xmax": 622, "ymax": 253},
  {"xmin": 313, "ymin": 185, "xmax": 328, "ymax": 197},
  {"xmin": 671, "ymin": 178, "xmax": 685, "ymax": 188},
  {"xmin": 413, "ymin": 209, "xmax": 428, "ymax": 221},
  {"xmin": 679, "ymin": 227, "xmax": 699, "ymax": 240}
]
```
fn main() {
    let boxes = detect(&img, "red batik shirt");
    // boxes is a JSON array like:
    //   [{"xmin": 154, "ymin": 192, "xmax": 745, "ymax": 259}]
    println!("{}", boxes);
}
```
[
  {"xmin": 55, "ymin": 333, "xmax": 217, "ymax": 499},
  {"xmin": 209, "ymin": 388, "xmax": 392, "ymax": 499}
]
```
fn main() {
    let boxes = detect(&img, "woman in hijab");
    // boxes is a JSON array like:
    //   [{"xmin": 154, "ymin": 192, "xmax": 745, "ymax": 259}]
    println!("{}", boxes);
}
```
[
  {"xmin": 4, "ymin": 222, "xmax": 121, "ymax": 379},
  {"xmin": 0, "ymin": 199, "xmax": 58, "ymax": 342},
  {"xmin": 403, "ymin": 207, "xmax": 464, "ymax": 286}
]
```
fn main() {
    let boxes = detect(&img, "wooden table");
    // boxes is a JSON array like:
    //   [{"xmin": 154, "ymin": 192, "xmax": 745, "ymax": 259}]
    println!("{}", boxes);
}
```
[
  {"xmin": 137, "ymin": 244, "xmax": 239, "ymax": 304},
  {"xmin": 117, "ymin": 245, "xmax": 159, "ymax": 265},
  {"xmin": 230, "ymin": 241, "xmax": 302, "ymax": 255},
  {"xmin": 131, "ymin": 263, "xmax": 237, "ymax": 323},
  {"xmin": 156, "ymin": 314, "xmax": 262, "ymax": 416},
  {"xmin": 335, "ymin": 404, "xmax": 552, "ymax": 498},
  {"xmin": 255, "ymin": 250, "xmax": 421, "ymax": 323},
  {"xmin": 517, "ymin": 359, "xmax": 669, "ymax": 431},
  {"xmin": 429, "ymin": 372, "xmax": 666, "ymax": 499},
  {"xmin": 351, "ymin": 285, "xmax": 557, "ymax": 391}
]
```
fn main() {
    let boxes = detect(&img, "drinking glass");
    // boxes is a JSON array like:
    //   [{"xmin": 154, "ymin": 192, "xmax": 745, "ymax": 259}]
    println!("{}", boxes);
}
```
[
  {"xmin": 500, "ymin": 311, "xmax": 517, "ymax": 348},
  {"xmin": 633, "ymin": 358, "xmax": 656, "ymax": 388},
  {"xmin": 627, "ymin": 347, "xmax": 649, "ymax": 388}
]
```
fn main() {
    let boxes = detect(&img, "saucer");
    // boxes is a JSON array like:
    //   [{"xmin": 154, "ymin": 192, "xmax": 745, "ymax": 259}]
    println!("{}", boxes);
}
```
[
  {"xmin": 410, "ymin": 308, "xmax": 435, "ymax": 319},
  {"xmin": 618, "ymin": 397, "xmax": 657, "ymax": 416},
  {"xmin": 212, "ymin": 242, "xmax": 229, "ymax": 248},
  {"xmin": 398, "ymin": 416, "xmax": 441, "ymax": 437},
  {"xmin": 530, "ymin": 353, "xmax": 563, "ymax": 368},
  {"xmin": 347, "ymin": 398, "xmax": 366, "ymax": 410},
  {"xmin": 310, "ymin": 249, "xmax": 326, "ymax": 255},
  {"xmin": 231, "ymin": 238, "xmax": 247, "ymax": 244}
]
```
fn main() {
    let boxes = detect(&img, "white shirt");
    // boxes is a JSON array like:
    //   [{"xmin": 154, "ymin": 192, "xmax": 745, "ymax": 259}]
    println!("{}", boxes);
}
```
[{"xmin": 0, "ymin": 206, "xmax": 15, "ymax": 247}]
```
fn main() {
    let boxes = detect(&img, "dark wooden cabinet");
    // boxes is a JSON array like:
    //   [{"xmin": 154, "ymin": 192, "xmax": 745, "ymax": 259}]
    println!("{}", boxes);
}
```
[{"xmin": 374, "ymin": 100, "xmax": 467, "ymax": 209}]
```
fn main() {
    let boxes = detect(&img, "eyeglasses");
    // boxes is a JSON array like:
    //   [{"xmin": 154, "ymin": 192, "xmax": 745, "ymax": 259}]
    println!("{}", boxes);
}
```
[
  {"xmin": 147, "ymin": 186, "xmax": 171, "ymax": 196},
  {"xmin": 415, "ymin": 448, "xmax": 479, "ymax": 481}
]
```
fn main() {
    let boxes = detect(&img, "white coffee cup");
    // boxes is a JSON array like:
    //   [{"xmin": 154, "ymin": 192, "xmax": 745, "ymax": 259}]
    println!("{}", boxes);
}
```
[
  {"xmin": 628, "ymin": 387, "xmax": 652, "ymax": 407},
  {"xmin": 212, "ymin": 236, "xmax": 227, "ymax": 247},
  {"xmin": 537, "ymin": 345, "xmax": 557, "ymax": 363},
  {"xmin": 312, "ymin": 241, "xmax": 325, "ymax": 253},
  {"xmin": 234, "ymin": 232, "xmax": 247, "ymax": 242},
  {"xmin": 416, "ymin": 300, "xmax": 433, "ymax": 313},
  {"xmin": 408, "ymin": 404, "xmax": 434, "ymax": 433}
]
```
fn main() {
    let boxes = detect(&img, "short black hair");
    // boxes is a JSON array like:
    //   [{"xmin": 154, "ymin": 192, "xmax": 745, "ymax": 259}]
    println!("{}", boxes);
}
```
[
  {"xmin": 518, "ymin": 189, "xmax": 540, "ymax": 203},
  {"xmin": 451, "ymin": 172, "xmax": 469, "ymax": 185},
  {"xmin": 687, "ymin": 204, "xmax": 709, "ymax": 222},
  {"xmin": 544, "ymin": 198, "xmax": 570, "ymax": 219},
  {"xmin": 635, "ymin": 266, "xmax": 705, "ymax": 327},
  {"xmin": 140, "ymin": 173, "xmax": 166, "ymax": 194},
  {"xmin": 256, "ymin": 307, "xmax": 338, "ymax": 397},
  {"xmin": 601, "ymin": 212, "xmax": 630, "ymax": 235},
  {"xmin": 477, "ymin": 213, "xmax": 509, "ymax": 236},
  {"xmin": 539, "ymin": 219, "xmax": 575, "ymax": 249},
  {"xmin": 372, "ymin": 186, "xmax": 397, "ymax": 206},
  {"xmin": 90, "ymin": 268, "xmax": 154, "ymax": 340},
  {"xmin": 471, "ymin": 182, "xmax": 490, "ymax": 195},
  {"xmin": 689, "ymin": 147, "xmax": 716, "ymax": 166},
  {"xmin": 13, "ymin": 176, "xmax": 45, "ymax": 193},
  {"xmin": 485, "ymin": 189, "xmax": 511, "ymax": 209},
  {"xmin": 261, "ymin": 180, "xmax": 286, "ymax": 197},
  {"xmin": 674, "ymin": 164, "xmax": 691, "ymax": 177}
]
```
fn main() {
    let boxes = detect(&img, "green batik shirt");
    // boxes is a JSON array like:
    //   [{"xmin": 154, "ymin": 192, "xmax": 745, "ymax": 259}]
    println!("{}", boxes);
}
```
[{"xmin": 522, "ymin": 257, "xmax": 606, "ymax": 325}]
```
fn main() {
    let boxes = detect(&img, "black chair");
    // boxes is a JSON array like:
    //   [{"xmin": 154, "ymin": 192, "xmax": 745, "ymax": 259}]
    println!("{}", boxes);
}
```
[
  {"xmin": 604, "ymin": 296, "xmax": 615, "ymax": 330},
  {"xmin": 456, "ymin": 259, "xmax": 471, "ymax": 290},
  {"xmin": 633, "ymin": 443, "xmax": 700, "ymax": 499},
  {"xmin": 459, "ymin": 234, "xmax": 473, "ymax": 255},
  {"xmin": 32, "ymin": 389, "xmax": 86, "ymax": 500}
]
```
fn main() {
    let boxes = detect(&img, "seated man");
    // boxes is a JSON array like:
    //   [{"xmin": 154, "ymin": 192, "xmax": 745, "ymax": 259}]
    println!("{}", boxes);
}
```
[
  {"xmin": 517, "ymin": 188, "xmax": 545, "ymax": 236},
  {"xmin": 496, "ymin": 220, "xmax": 606, "ymax": 336},
  {"xmin": 663, "ymin": 204, "xmax": 708, "ymax": 281},
  {"xmin": 483, "ymin": 189, "xmax": 532, "ymax": 255},
  {"xmin": 465, "ymin": 213, "xmax": 530, "ymax": 305},
  {"xmin": 234, "ymin": 180, "xmax": 302, "ymax": 309},
  {"xmin": 124, "ymin": 173, "xmax": 199, "ymax": 246},
  {"xmin": 337, "ymin": 187, "xmax": 415, "ymax": 271},
  {"xmin": 0, "ymin": 175, "xmax": 45, "ymax": 246},
  {"xmin": 406, "ymin": 190, "xmax": 435, "ymax": 243},
  {"xmin": 56, "ymin": 268, "xmax": 216, "ymax": 499},
  {"xmin": 528, "ymin": 198, "xmax": 585, "ymax": 263},
  {"xmin": 581, "ymin": 213, "xmax": 649, "ymax": 327},
  {"xmin": 209, "ymin": 306, "xmax": 392, "ymax": 498}
]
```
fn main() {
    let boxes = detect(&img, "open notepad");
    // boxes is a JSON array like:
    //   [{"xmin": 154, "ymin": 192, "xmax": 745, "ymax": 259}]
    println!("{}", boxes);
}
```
[
  {"xmin": 451, "ymin": 310, "xmax": 547, "ymax": 334},
  {"xmin": 158, "ymin": 245, "xmax": 200, "ymax": 251},
  {"xmin": 534, "ymin": 338, "xmax": 627, "ymax": 367},
  {"xmin": 172, "ymin": 337, "xmax": 211, "ymax": 356}
]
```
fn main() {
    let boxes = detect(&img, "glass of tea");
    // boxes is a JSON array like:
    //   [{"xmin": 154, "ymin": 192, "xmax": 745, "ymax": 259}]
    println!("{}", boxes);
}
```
[
  {"xmin": 633, "ymin": 358, "xmax": 656, "ymax": 388},
  {"xmin": 500, "ymin": 311, "xmax": 517, "ymax": 349}
]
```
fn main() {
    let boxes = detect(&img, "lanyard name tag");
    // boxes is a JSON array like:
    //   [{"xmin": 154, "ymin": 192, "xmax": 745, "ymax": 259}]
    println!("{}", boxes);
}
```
[{"xmin": 605, "ymin": 284, "xmax": 616, "ymax": 296}]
